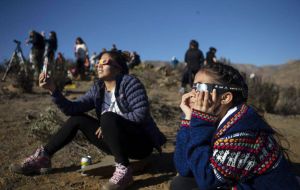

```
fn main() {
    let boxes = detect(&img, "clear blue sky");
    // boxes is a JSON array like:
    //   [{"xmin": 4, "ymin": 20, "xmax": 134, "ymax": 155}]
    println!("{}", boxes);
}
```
[{"xmin": 0, "ymin": 0, "xmax": 299, "ymax": 65}]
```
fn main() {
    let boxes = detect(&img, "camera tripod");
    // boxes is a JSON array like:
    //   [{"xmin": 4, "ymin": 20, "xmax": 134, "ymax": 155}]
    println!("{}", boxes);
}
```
[{"xmin": 2, "ymin": 40, "xmax": 27, "ymax": 81}]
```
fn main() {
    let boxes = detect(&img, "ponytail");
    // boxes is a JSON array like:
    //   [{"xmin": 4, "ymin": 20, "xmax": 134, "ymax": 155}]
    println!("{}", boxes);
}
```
[{"xmin": 201, "ymin": 62, "xmax": 248, "ymax": 106}]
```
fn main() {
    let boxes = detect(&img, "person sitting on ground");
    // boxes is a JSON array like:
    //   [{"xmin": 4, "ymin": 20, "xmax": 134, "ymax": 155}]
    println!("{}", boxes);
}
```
[
  {"xmin": 171, "ymin": 62, "xmax": 300, "ymax": 190},
  {"xmin": 11, "ymin": 50, "xmax": 166, "ymax": 190}
]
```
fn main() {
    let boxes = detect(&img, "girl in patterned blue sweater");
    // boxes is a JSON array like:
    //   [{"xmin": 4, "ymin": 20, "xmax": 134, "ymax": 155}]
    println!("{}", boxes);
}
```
[{"xmin": 171, "ymin": 62, "xmax": 300, "ymax": 190}]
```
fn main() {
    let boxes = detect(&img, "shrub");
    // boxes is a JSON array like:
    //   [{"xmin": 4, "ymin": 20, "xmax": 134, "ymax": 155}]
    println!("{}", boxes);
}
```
[
  {"xmin": 247, "ymin": 76, "xmax": 279, "ymax": 113},
  {"xmin": 29, "ymin": 107, "xmax": 64, "ymax": 141},
  {"xmin": 246, "ymin": 75, "xmax": 300, "ymax": 115},
  {"xmin": 1, "ymin": 56, "xmax": 34, "ymax": 93},
  {"xmin": 15, "ymin": 68, "xmax": 34, "ymax": 93},
  {"xmin": 275, "ymin": 87, "xmax": 300, "ymax": 115}
]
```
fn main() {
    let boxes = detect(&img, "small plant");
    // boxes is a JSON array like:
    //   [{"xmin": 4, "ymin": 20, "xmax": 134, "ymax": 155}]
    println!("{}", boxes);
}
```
[
  {"xmin": 29, "ymin": 107, "xmax": 64, "ymax": 141},
  {"xmin": 15, "ymin": 66, "xmax": 34, "ymax": 93},
  {"xmin": 246, "ymin": 75, "xmax": 300, "ymax": 115},
  {"xmin": 247, "ymin": 75, "xmax": 278, "ymax": 113},
  {"xmin": 275, "ymin": 87, "xmax": 300, "ymax": 115}
]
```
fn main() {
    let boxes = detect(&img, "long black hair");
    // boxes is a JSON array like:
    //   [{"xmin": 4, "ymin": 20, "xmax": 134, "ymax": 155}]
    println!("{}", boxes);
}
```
[
  {"xmin": 201, "ymin": 62, "xmax": 248, "ymax": 107},
  {"xmin": 49, "ymin": 31, "xmax": 57, "ymax": 51},
  {"xmin": 76, "ymin": 37, "xmax": 85, "ymax": 45}
]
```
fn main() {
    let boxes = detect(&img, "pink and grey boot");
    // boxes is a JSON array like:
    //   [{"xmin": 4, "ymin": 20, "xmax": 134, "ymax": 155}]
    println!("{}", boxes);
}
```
[
  {"xmin": 102, "ymin": 163, "xmax": 133, "ymax": 190},
  {"xmin": 10, "ymin": 146, "xmax": 51, "ymax": 175}
]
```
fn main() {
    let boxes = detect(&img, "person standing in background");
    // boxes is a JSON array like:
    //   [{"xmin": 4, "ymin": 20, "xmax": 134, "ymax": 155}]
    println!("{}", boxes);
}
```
[
  {"xmin": 74, "ymin": 37, "xmax": 89, "ymax": 80},
  {"xmin": 171, "ymin": 56, "xmax": 179, "ymax": 68},
  {"xmin": 128, "ymin": 51, "xmax": 141, "ymax": 69},
  {"xmin": 205, "ymin": 47, "xmax": 217, "ymax": 65},
  {"xmin": 180, "ymin": 40, "xmax": 204, "ymax": 94},
  {"xmin": 89, "ymin": 52, "xmax": 98, "ymax": 73},
  {"xmin": 45, "ymin": 31, "xmax": 58, "ymax": 64},
  {"xmin": 111, "ymin": 44, "xmax": 118, "ymax": 51},
  {"xmin": 53, "ymin": 52, "xmax": 67, "ymax": 91},
  {"xmin": 26, "ymin": 30, "xmax": 45, "ymax": 85},
  {"xmin": 44, "ymin": 31, "xmax": 58, "ymax": 74}
]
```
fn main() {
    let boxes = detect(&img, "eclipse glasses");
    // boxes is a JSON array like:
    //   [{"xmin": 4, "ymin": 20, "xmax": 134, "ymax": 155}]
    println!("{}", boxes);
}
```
[{"xmin": 192, "ymin": 82, "xmax": 244, "ymax": 94}]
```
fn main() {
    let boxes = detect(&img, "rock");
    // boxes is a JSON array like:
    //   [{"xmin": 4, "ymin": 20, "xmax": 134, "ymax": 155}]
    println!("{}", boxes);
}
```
[
  {"xmin": 25, "ymin": 114, "xmax": 35, "ymax": 121},
  {"xmin": 78, "ymin": 155, "xmax": 152, "ymax": 177}
]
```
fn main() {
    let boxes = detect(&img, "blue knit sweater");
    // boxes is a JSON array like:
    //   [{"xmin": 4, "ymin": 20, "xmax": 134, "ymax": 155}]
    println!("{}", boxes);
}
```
[
  {"xmin": 51, "ymin": 74, "xmax": 166, "ymax": 151},
  {"xmin": 174, "ymin": 104, "xmax": 300, "ymax": 190}
]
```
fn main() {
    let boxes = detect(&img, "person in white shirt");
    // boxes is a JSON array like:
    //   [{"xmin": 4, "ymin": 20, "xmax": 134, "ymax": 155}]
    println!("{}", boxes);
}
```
[
  {"xmin": 74, "ymin": 37, "xmax": 89, "ymax": 80},
  {"xmin": 89, "ymin": 52, "xmax": 98, "ymax": 73}
]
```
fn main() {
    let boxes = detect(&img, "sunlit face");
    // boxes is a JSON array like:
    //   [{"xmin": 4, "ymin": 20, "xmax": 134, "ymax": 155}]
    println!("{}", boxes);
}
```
[
  {"xmin": 193, "ymin": 70, "xmax": 218, "ymax": 84},
  {"xmin": 189, "ymin": 71, "xmax": 221, "ymax": 107},
  {"xmin": 193, "ymin": 70, "xmax": 233, "ymax": 119},
  {"xmin": 96, "ymin": 53, "xmax": 120, "ymax": 80}
]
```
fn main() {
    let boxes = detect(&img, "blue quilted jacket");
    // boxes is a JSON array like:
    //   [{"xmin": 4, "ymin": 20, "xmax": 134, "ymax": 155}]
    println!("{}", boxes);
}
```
[{"xmin": 51, "ymin": 74, "xmax": 166, "ymax": 151}]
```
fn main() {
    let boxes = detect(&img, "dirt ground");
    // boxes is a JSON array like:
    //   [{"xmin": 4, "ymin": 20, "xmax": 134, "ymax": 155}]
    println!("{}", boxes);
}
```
[{"xmin": 0, "ymin": 67, "xmax": 300, "ymax": 190}]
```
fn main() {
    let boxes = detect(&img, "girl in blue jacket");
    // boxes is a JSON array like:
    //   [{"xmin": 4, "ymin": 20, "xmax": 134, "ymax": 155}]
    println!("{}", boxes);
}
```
[
  {"xmin": 11, "ymin": 50, "xmax": 166, "ymax": 190},
  {"xmin": 171, "ymin": 62, "xmax": 300, "ymax": 190}
]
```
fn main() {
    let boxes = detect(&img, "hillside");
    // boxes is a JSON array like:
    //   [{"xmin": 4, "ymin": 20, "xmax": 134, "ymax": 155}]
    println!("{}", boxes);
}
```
[
  {"xmin": 142, "ymin": 59, "xmax": 300, "ymax": 89},
  {"xmin": 234, "ymin": 60, "xmax": 300, "ymax": 88},
  {"xmin": 0, "ymin": 62, "xmax": 300, "ymax": 189}
]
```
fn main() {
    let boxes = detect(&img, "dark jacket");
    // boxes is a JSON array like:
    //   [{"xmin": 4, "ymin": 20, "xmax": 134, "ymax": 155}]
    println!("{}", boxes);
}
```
[
  {"xmin": 51, "ymin": 74, "xmax": 166, "ymax": 151},
  {"xmin": 28, "ymin": 32, "xmax": 45, "ymax": 50},
  {"xmin": 46, "ymin": 36, "xmax": 57, "ymax": 54},
  {"xmin": 184, "ymin": 48, "xmax": 204, "ymax": 71},
  {"xmin": 174, "ymin": 104, "xmax": 300, "ymax": 190},
  {"xmin": 206, "ymin": 51, "xmax": 216, "ymax": 65}
]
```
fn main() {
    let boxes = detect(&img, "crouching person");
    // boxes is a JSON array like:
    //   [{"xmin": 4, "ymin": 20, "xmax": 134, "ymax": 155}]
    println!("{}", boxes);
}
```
[
  {"xmin": 11, "ymin": 50, "xmax": 166, "ymax": 190},
  {"xmin": 171, "ymin": 62, "xmax": 300, "ymax": 190}
]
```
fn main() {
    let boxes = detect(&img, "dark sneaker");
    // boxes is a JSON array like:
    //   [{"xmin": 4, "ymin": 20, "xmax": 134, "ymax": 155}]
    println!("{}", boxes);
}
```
[
  {"xmin": 10, "ymin": 146, "xmax": 51, "ymax": 175},
  {"xmin": 102, "ymin": 163, "xmax": 133, "ymax": 190}
]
